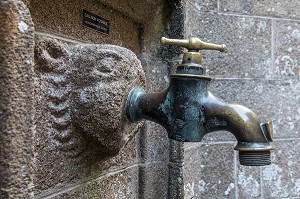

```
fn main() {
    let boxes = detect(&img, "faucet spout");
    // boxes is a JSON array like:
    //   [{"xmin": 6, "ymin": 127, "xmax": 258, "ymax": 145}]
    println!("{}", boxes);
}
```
[
  {"xmin": 203, "ymin": 92, "xmax": 274, "ymax": 166},
  {"xmin": 125, "ymin": 36, "xmax": 274, "ymax": 166},
  {"xmin": 125, "ymin": 81, "xmax": 274, "ymax": 166}
]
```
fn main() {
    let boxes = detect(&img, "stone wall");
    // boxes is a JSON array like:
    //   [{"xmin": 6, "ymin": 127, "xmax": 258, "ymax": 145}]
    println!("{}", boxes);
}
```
[
  {"xmin": 0, "ymin": 1, "xmax": 35, "ymax": 198},
  {"xmin": 28, "ymin": 0, "xmax": 192, "ymax": 197},
  {"xmin": 1, "ymin": 0, "xmax": 180, "ymax": 198},
  {"xmin": 28, "ymin": 0, "xmax": 175, "ymax": 198},
  {"xmin": 183, "ymin": 0, "xmax": 300, "ymax": 198},
  {"xmin": 3, "ymin": 0, "xmax": 299, "ymax": 198}
]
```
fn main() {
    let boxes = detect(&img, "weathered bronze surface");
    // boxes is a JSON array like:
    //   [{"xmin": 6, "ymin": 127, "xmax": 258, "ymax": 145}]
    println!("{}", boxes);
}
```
[
  {"xmin": 161, "ymin": 36, "xmax": 227, "ymax": 52},
  {"xmin": 125, "ymin": 36, "xmax": 274, "ymax": 166}
]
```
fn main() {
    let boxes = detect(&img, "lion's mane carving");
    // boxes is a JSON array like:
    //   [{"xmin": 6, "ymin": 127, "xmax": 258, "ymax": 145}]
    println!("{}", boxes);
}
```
[{"xmin": 34, "ymin": 37, "xmax": 145, "ymax": 162}]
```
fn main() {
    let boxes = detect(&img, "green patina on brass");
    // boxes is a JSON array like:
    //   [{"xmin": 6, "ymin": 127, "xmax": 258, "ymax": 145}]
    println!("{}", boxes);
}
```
[{"xmin": 125, "ymin": 36, "xmax": 274, "ymax": 166}]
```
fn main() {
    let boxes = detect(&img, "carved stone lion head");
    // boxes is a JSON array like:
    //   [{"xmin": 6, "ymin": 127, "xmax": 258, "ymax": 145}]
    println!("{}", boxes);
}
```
[{"xmin": 35, "ymin": 36, "xmax": 145, "ymax": 162}]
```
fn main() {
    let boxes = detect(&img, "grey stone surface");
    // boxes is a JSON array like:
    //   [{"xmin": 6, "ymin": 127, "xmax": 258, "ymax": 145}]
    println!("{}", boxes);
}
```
[
  {"xmin": 29, "ymin": 0, "xmax": 176, "ymax": 57},
  {"xmin": 2, "ymin": 0, "xmax": 182, "ymax": 198},
  {"xmin": 35, "ymin": 35, "xmax": 145, "ymax": 160},
  {"xmin": 136, "ymin": 59, "xmax": 170, "ymax": 162},
  {"xmin": 169, "ymin": 140, "xmax": 184, "ymax": 162},
  {"xmin": 237, "ymin": 162, "xmax": 261, "ymax": 199},
  {"xmin": 138, "ymin": 122, "xmax": 169, "ymax": 162},
  {"xmin": 140, "ymin": 58, "xmax": 170, "ymax": 92},
  {"xmin": 34, "ymin": 35, "xmax": 145, "ymax": 193},
  {"xmin": 0, "ymin": 0, "xmax": 35, "ymax": 198},
  {"xmin": 210, "ymin": 78, "xmax": 300, "ymax": 139},
  {"xmin": 187, "ymin": 0, "xmax": 218, "ymax": 13},
  {"xmin": 202, "ymin": 130, "xmax": 236, "ymax": 142},
  {"xmin": 183, "ymin": 1, "xmax": 300, "ymax": 199},
  {"xmin": 186, "ymin": 5, "xmax": 272, "ymax": 78},
  {"xmin": 28, "ymin": 0, "xmax": 179, "ymax": 198},
  {"xmin": 169, "ymin": 141, "xmax": 184, "ymax": 199},
  {"xmin": 42, "ymin": 166, "xmax": 139, "ymax": 199},
  {"xmin": 262, "ymin": 140, "xmax": 300, "ymax": 198},
  {"xmin": 220, "ymin": 0, "xmax": 300, "ymax": 20},
  {"xmin": 34, "ymin": 133, "xmax": 139, "ymax": 195},
  {"xmin": 29, "ymin": 0, "xmax": 142, "ymax": 53},
  {"xmin": 138, "ymin": 163, "xmax": 169, "ymax": 199},
  {"xmin": 97, "ymin": 0, "xmax": 167, "ymax": 24},
  {"xmin": 168, "ymin": 162, "xmax": 184, "ymax": 199},
  {"xmin": 274, "ymin": 20, "xmax": 300, "ymax": 77},
  {"xmin": 183, "ymin": 143, "xmax": 235, "ymax": 199}
]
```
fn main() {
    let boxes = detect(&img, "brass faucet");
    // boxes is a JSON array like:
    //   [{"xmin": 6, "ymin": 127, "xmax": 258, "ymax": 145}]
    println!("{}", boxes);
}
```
[{"xmin": 125, "ymin": 36, "xmax": 274, "ymax": 166}]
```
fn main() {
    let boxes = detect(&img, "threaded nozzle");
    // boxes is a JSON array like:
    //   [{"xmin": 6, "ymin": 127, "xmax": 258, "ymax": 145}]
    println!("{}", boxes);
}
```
[{"xmin": 239, "ymin": 151, "xmax": 271, "ymax": 166}]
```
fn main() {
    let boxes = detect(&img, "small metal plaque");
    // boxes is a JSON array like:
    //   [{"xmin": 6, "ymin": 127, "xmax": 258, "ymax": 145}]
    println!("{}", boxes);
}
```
[{"xmin": 81, "ymin": 9, "xmax": 109, "ymax": 34}]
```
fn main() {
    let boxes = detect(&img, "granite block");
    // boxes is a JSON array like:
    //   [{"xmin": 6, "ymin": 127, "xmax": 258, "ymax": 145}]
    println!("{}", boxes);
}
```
[
  {"xmin": 183, "ymin": 143, "xmax": 235, "ymax": 199},
  {"xmin": 237, "ymin": 159, "xmax": 261, "ymax": 199},
  {"xmin": 97, "ymin": 0, "xmax": 166, "ymax": 23},
  {"xmin": 187, "ymin": 0, "xmax": 218, "ymax": 13},
  {"xmin": 34, "ymin": 134, "xmax": 138, "ymax": 195},
  {"xmin": 138, "ymin": 163, "xmax": 169, "ymax": 199},
  {"xmin": 185, "ymin": 11, "xmax": 272, "ymax": 78},
  {"xmin": 221, "ymin": 0, "xmax": 300, "ymax": 20},
  {"xmin": 274, "ymin": 20, "xmax": 300, "ymax": 77},
  {"xmin": 262, "ymin": 140, "xmax": 300, "ymax": 198},
  {"xmin": 140, "ymin": 59, "xmax": 170, "ymax": 92},
  {"xmin": 138, "ymin": 122, "xmax": 169, "ymax": 162},
  {"xmin": 33, "ymin": 36, "xmax": 144, "ymax": 194},
  {"xmin": 169, "ymin": 140, "xmax": 184, "ymax": 162},
  {"xmin": 137, "ymin": 59, "xmax": 170, "ymax": 162},
  {"xmin": 41, "ymin": 166, "xmax": 139, "ymax": 199},
  {"xmin": 210, "ymin": 78, "xmax": 300, "ymax": 139},
  {"xmin": 168, "ymin": 162, "xmax": 184, "ymax": 199},
  {"xmin": 0, "ymin": 0, "xmax": 35, "ymax": 198},
  {"xmin": 29, "ymin": 0, "xmax": 141, "ymax": 53}
]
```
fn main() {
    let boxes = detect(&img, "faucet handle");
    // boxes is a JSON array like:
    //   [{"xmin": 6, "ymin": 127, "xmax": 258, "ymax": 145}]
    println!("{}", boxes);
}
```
[{"xmin": 161, "ymin": 36, "xmax": 227, "ymax": 52}]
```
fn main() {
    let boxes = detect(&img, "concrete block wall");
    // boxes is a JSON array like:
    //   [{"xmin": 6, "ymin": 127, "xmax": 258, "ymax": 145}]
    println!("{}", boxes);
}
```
[{"xmin": 183, "ymin": 0, "xmax": 300, "ymax": 198}]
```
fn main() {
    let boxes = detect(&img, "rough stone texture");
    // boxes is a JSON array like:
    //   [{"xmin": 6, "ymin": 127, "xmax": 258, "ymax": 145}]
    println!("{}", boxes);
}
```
[
  {"xmin": 1, "ymin": 0, "xmax": 182, "ymax": 198},
  {"xmin": 237, "ymin": 162, "xmax": 261, "ymax": 199},
  {"xmin": 136, "ymin": 59, "xmax": 169, "ymax": 161},
  {"xmin": 187, "ymin": 0, "xmax": 218, "ymax": 13},
  {"xmin": 274, "ymin": 20, "xmax": 300, "ymax": 77},
  {"xmin": 183, "ymin": 143, "xmax": 236, "ymax": 199},
  {"xmin": 34, "ymin": 35, "xmax": 145, "ymax": 194},
  {"xmin": 263, "ymin": 140, "xmax": 300, "ymax": 198},
  {"xmin": 138, "ymin": 163, "xmax": 169, "ymax": 199},
  {"xmin": 29, "ymin": 0, "xmax": 175, "ymax": 56},
  {"xmin": 29, "ymin": 0, "xmax": 142, "ymax": 53},
  {"xmin": 38, "ymin": 166, "xmax": 139, "ymax": 199},
  {"xmin": 210, "ymin": 78, "xmax": 300, "ymax": 139},
  {"xmin": 135, "ymin": 58, "xmax": 170, "ymax": 198},
  {"xmin": 0, "ymin": 1, "xmax": 35, "ymax": 198},
  {"xmin": 186, "ymin": 3, "xmax": 272, "ymax": 78},
  {"xmin": 97, "ymin": 0, "xmax": 167, "ymax": 24},
  {"xmin": 183, "ymin": 1, "xmax": 300, "ymax": 198},
  {"xmin": 140, "ymin": 1, "xmax": 174, "ymax": 58},
  {"xmin": 168, "ymin": 162, "xmax": 184, "ymax": 199},
  {"xmin": 168, "ymin": 141, "xmax": 184, "ymax": 199},
  {"xmin": 140, "ymin": 59, "xmax": 170, "ymax": 93},
  {"xmin": 220, "ymin": 0, "xmax": 300, "ymax": 20},
  {"xmin": 35, "ymin": 132, "xmax": 139, "ymax": 195},
  {"xmin": 138, "ymin": 122, "xmax": 169, "ymax": 162},
  {"xmin": 27, "ymin": 0, "xmax": 179, "ymax": 197},
  {"xmin": 169, "ymin": 140, "xmax": 184, "ymax": 162}
]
